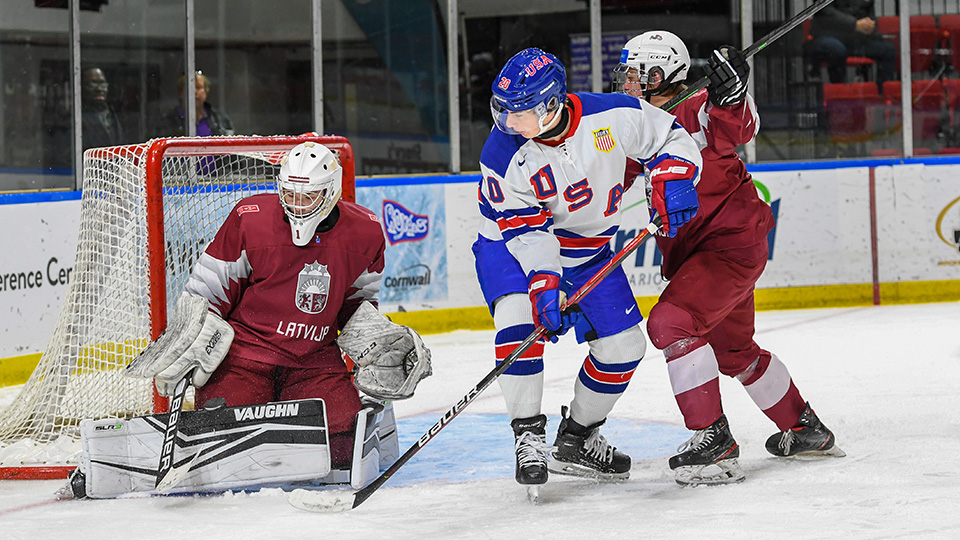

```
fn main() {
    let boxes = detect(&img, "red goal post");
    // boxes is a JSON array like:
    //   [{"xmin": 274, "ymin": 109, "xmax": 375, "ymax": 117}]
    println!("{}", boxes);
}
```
[{"xmin": 0, "ymin": 134, "xmax": 355, "ymax": 479}]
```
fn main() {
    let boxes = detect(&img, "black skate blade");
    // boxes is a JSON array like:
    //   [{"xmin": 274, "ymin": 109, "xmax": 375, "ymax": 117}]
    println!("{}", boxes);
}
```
[{"xmin": 547, "ymin": 459, "xmax": 630, "ymax": 482}]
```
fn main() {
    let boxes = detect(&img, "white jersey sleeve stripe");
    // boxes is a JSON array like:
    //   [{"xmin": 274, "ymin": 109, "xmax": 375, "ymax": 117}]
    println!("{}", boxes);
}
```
[
  {"xmin": 183, "ymin": 250, "xmax": 251, "ymax": 311},
  {"xmin": 347, "ymin": 269, "xmax": 381, "ymax": 303}
]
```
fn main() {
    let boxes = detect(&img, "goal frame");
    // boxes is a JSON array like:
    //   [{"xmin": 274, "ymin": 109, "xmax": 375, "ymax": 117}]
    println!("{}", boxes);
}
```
[{"xmin": 0, "ymin": 134, "xmax": 355, "ymax": 479}]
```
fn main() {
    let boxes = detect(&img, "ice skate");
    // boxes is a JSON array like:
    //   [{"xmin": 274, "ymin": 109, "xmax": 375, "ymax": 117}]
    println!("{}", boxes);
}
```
[
  {"xmin": 511, "ymin": 414, "xmax": 549, "ymax": 502},
  {"xmin": 765, "ymin": 402, "xmax": 845, "ymax": 458},
  {"xmin": 548, "ymin": 406, "xmax": 630, "ymax": 481},
  {"xmin": 669, "ymin": 414, "xmax": 745, "ymax": 486}
]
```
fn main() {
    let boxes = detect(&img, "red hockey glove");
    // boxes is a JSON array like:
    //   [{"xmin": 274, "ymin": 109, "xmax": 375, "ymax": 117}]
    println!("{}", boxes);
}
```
[
  {"xmin": 528, "ymin": 271, "xmax": 580, "ymax": 342},
  {"xmin": 648, "ymin": 154, "xmax": 699, "ymax": 237}
]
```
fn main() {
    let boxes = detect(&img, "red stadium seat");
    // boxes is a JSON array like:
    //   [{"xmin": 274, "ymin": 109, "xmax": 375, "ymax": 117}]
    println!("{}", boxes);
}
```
[
  {"xmin": 823, "ymin": 82, "xmax": 882, "ymax": 145},
  {"xmin": 875, "ymin": 16, "xmax": 938, "ymax": 73},
  {"xmin": 876, "ymin": 16, "xmax": 901, "ymax": 70},
  {"xmin": 881, "ymin": 79, "xmax": 945, "ymax": 145},
  {"xmin": 910, "ymin": 15, "xmax": 938, "ymax": 73}
]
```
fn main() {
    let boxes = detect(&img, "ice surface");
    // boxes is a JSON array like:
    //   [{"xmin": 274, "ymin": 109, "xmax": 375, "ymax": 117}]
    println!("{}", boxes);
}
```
[{"xmin": 1, "ymin": 303, "xmax": 958, "ymax": 539}]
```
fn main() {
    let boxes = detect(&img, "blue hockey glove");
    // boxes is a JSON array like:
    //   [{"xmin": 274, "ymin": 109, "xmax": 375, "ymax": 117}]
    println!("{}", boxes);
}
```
[
  {"xmin": 648, "ymin": 154, "xmax": 699, "ymax": 237},
  {"xmin": 528, "ymin": 271, "xmax": 580, "ymax": 342},
  {"xmin": 705, "ymin": 45, "xmax": 750, "ymax": 107}
]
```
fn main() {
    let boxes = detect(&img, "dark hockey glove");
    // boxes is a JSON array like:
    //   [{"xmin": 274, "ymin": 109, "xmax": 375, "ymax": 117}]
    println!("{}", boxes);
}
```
[{"xmin": 705, "ymin": 45, "xmax": 750, "ymax": 107}]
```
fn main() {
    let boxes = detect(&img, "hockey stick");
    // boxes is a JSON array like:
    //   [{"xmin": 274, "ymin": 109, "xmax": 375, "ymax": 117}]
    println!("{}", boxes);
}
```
[
  {"xmin": 154, "ymin": 370, "xmax": 192, "ymax": 489},
  {"xmin": 288, "ymin": 218, "xmax": 662, "ymax": 513},
  {"xmin": 661, "ymin": 0, "xmax": 835, "ymax": 113}
]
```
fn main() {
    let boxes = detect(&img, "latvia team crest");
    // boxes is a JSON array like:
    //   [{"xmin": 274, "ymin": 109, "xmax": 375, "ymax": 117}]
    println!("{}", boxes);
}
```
[
  {"xmin": 296, "ymin": 261, "xmax": 330, "ymax": 314},
  {"xmin": 592, "ymin": 127, "xmax": 615, "ymax": 153}
]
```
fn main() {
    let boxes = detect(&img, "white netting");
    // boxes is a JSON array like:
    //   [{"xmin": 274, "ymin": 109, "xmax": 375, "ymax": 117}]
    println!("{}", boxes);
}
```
[{"xmin": 0, "ymin": 135, "xmax": 353, "ymax": 473}]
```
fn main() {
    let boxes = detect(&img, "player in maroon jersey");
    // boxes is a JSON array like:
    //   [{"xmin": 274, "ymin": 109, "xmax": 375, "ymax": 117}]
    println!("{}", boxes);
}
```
[{"xmin": 613, "ymin": 32, "xmax": 844, "ymax": 486}]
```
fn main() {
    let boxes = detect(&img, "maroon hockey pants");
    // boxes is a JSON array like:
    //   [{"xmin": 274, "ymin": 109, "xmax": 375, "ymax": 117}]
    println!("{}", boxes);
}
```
[
  {"xmin": 647, "ymin": 241, "xmax": 806, "ymax": 430},
  {"xmin": 196, "ymin": 355, "xmax": 362, "ymax": 468}
]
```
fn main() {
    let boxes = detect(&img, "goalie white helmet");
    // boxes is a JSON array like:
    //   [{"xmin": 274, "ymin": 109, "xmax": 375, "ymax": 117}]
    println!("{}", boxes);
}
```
[
  {"xmin": 277, "ymin": 142, "xmax": 343, "ymax": 246},
  {"xmin": 612, "ymin": 30, "xmax": 690, "ymax": 98}
]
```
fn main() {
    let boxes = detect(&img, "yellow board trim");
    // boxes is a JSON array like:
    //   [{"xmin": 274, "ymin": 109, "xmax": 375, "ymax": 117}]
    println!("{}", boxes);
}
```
[
  {"xmin": 0, "ymin": 352, "xmax": 42, "ymax": 388},
  {"xmin": 4, "ymin": 280, "xmax": 959, "ymax": 387}
]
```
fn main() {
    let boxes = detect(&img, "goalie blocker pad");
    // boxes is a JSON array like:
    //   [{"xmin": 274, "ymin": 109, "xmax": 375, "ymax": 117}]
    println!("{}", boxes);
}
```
[
  {"xmin": 68, "ymin": 398, "xmax": 399, "ymax": 498},
  {"xmin": 125, "ymin": 294, "xmax": 234, "ymax": 396}
]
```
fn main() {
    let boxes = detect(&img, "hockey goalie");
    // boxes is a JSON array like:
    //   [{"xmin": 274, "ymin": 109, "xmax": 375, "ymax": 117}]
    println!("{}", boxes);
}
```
[{"xmin": 61, "ymin": 142, "xmax": 432, "ymax": 498}]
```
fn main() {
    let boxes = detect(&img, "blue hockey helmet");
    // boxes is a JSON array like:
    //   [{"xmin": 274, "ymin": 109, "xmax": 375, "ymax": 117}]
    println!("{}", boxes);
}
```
[{"xmin": 490, "ymin": 48, "xmax": 567, "ymax": 136}]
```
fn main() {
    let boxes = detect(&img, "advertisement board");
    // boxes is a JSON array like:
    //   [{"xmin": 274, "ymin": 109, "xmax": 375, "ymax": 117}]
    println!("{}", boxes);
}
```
[
  {"xmin": 0, "ymin": 200, "xmax": 81, "ymax": 357},
  {"xmin": 357, "ymin": 182, "xmax": 449, "ymax": 308}
]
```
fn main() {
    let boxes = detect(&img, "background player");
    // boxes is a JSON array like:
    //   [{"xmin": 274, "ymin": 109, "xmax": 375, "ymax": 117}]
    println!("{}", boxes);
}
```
[
  {"xmin": 613, "ymin": 31, "xmax": 844, "ymax": 486},
  {"xmin": 475, "ymin": 48, "xmax": 702, "ymax": 493}
]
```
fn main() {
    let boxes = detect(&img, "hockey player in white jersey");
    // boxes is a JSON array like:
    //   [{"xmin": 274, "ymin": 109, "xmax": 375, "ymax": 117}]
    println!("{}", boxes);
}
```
[{"xmin": 473, "ymin": 48, "xmax": 702, "ymax": 490}]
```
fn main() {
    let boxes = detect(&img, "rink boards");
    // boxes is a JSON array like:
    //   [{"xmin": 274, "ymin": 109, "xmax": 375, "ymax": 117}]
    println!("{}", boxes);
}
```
[{"xmin": 2, "ymin": 158, "xmax": 960, "ymax": 374}]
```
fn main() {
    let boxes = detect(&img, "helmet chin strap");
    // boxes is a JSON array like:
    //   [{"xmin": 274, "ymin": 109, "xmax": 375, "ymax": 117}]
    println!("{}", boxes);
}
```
[{"xmin": 536, "ymin": 101, "xmax": 570, "ymax": 140}]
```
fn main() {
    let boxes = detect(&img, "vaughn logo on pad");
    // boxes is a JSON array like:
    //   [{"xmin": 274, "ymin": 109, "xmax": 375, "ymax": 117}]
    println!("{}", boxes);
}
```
[
  {"xmin": 382, "ymin": 200, "xmax": 429, "ymax": 244},
  {"xmin": 233, "ymin": 402, "xmax": 301, "ymax": 422}
]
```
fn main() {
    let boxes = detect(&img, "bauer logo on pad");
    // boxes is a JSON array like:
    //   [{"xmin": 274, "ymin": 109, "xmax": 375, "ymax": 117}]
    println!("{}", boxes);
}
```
[{"xmin": 382, "ymin": 200, "xmax": 429, "ymax": 245}]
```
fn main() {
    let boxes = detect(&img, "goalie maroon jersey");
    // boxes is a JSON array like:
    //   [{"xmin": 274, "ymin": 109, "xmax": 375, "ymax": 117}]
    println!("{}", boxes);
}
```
[
  {"xmin": 184, "ymin": 194, "xmax": 385, "ymax": 369},
  {"xmin": 652, "ymin": 89, "xmax": 775, "ymax": 280}
]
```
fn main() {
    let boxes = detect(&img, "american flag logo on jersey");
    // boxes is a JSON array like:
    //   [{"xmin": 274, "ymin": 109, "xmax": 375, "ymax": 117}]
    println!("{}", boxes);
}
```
[
  {"xmin": 295, "ymin": 261, "xmax": 330, "ymax": 314},
  {"xmin": 592, "ymin": 127, "xmax": 615, "ymax": 153}
]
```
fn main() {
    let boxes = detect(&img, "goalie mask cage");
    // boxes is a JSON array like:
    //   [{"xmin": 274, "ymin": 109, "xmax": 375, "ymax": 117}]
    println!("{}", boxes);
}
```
[{"xmin": 0, "ymin": 134, "xmax": 355, "ymax": 479}]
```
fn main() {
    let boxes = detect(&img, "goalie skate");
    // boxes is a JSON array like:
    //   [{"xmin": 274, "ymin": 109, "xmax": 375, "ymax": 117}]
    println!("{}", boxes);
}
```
[
  {"xmin": 765, "ymin": 402, "xmax": 845, "ymax": 458},
  {"xmin": 669, "ymin": 414, "xmax": 745, "ymax": 486}
]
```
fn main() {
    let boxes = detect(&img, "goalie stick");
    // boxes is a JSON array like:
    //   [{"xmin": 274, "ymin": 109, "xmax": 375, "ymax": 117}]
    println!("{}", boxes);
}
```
[
  {"xmin": 154, "ymin": 370, "xmax": 193, "ymax": 490},
  {"xmin": 288, "ymin": 218, "xmax": 662, "ymax": 513},
  {"xmin": 661, "ymin": 0, "xmax": 835, "ymax": 113}
]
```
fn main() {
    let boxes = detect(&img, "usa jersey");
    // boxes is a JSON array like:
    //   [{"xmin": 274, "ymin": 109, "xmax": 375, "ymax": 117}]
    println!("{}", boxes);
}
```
[
  {"xmin": 478, "ymin": 92, "xmax": 702, "ymax": 277},
  {"xmin": 184, "ymin": 194, "xmax": 385, "ymax": 369}
]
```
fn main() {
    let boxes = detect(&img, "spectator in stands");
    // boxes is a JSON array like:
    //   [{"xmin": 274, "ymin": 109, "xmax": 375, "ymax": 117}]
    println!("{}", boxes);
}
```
[
  {"xmin": 157, "ymin": 71, "xmax": 234, "ymax": 138},
  {"xmin": 806, "ymin": 0, "xmax": 896, "ymax": 84},
  {"xmin": 81, "ymin": 67, "xmax": 124, "ymax": 149}
]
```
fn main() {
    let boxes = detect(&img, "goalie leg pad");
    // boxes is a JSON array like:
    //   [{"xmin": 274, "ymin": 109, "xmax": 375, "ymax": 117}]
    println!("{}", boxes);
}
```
[
  {"xmin": 349, "ymin": 399, "xmax": 399, "ymax": 489},
  {"xmin": 74, "ymin": 399, "xmax": 332, "ymax": 498}
]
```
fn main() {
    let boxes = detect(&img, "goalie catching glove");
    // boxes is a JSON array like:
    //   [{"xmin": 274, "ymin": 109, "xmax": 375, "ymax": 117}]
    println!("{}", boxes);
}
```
[
  {"xmin": 125, "ymin": 294, "xmax": 234, "ymax": 396},
  {"xmin": 336, "ymin": 301, "xmax": 432, "ymax": 401}
]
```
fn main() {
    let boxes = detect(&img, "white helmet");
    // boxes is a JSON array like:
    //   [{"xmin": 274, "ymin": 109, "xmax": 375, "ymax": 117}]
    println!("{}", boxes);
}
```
[
  {"xmin": 612, "ymin": 30, "xmax": 690, "ymax": 98},
  {"xmin": 277, "ymin": 142, "xmax": 343, "ymax": 246}
]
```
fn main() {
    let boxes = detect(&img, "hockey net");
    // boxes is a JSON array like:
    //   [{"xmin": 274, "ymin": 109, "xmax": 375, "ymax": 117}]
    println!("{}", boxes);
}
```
[{"xmin": 0, "ymin": 134, "xmax": 355, "ymax": 479}]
